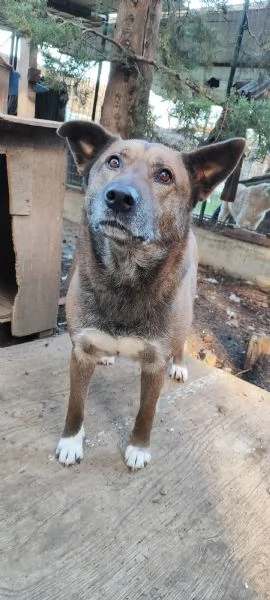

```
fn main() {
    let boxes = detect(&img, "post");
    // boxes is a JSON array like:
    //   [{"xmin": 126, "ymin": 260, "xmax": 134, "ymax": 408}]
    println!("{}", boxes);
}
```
[
  {"xmin": 226, "ymin": 0, "xmax": 250, "ymax": 97},
  {"xmin": 0, "ymin": 56, "xmax": 11, "ymax": 113},
  {"xmin": 92, "ymin": 16, "xmax": 109, "ymax": 121},
  {"xmin": 17, "ymin": 38, "xmax": 37, "ymax": 117}
]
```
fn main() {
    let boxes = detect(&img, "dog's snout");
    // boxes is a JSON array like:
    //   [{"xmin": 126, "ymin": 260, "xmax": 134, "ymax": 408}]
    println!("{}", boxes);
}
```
[{"xmin": 105, "ymin": 184, "xmax": 138, "ymax": 213}]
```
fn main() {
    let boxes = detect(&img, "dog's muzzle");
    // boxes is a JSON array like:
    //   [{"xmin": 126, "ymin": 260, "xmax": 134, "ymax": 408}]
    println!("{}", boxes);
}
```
[{"xmin": 104, "ymin": 183, "xmax": 139, "ymax": 213}]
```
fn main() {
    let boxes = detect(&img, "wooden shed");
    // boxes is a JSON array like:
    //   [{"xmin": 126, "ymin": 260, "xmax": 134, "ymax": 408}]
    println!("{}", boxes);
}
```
[{"xmin": 0, "ymin": 114, "xmax": 66, "ymax": 337}]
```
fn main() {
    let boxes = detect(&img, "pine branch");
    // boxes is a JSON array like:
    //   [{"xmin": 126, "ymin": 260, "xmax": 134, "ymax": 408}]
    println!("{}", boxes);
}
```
[
  {"xmin": 47, "ymin": 8, "xmax": 215, "ymax": 100},
  {"xmin": 47, "ymin": 9, "xmax": 126, "ymax": 55}
]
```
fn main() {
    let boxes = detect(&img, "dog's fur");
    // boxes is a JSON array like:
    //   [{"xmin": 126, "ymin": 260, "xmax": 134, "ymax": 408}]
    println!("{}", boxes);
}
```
[
  {"xmin": 56, "ymin": 120, "xmax": 245, "ymax": 469},
  {"xmin": 218, "ymin": 182, "xmax": 270, "ymax": 230}
]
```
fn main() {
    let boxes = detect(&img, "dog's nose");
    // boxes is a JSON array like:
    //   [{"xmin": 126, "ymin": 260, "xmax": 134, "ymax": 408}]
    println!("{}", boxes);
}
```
[{"xmin": 105, "ymin": 184, "xmax": 138, "ymax": 213}]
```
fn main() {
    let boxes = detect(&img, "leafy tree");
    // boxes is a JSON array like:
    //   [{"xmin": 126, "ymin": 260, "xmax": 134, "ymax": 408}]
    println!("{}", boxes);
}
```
[{"xmin": 172, "ymin": 95, "xmax": 270, "ymax": 160}]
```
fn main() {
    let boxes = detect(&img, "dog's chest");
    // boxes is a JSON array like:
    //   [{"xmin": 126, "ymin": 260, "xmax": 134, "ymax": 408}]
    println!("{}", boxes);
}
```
[
  {"xmin": 75, "ymin": 327, "xmax": 161, "ymax": 361},
  {"xmin": 89, "ymin": 328, "xmax": 145, "ymax": 357}
]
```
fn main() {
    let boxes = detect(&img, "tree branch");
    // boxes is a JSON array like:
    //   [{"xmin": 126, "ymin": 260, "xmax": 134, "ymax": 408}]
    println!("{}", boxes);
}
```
[{"xmin": 47, "ymin": 8, "xmax": 215, "ymax": 101}]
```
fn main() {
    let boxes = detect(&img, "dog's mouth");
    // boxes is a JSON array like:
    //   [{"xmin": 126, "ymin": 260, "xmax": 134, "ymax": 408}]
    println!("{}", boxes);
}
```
[{"xmin": 98, "ymin": 220, "xmax": 146, "ymax": 243}]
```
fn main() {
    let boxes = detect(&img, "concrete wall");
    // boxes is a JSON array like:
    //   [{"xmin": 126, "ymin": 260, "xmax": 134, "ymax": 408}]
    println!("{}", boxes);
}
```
[{"xmin": 194, "ymin": 225, "xmax": 270, "ymax": 292}]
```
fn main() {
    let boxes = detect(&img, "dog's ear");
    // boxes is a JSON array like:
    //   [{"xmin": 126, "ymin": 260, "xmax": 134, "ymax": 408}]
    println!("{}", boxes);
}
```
[
  {"xmin": 57, "ymin": 120, "xmax": 119, "ymax": 174},
  {"xmin": 182, "ymin": 138, "xmax": 245, "ymax": 205}
]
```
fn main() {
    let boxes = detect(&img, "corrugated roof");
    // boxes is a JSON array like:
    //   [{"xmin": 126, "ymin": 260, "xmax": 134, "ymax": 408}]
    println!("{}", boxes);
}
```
[{"xmin": 234, "ymin": 79, "xmax": 270, "ymax": 99}]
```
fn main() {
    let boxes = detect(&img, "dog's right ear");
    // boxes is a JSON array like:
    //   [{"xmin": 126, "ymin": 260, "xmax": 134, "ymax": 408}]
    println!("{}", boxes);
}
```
[{"xmin": 57, "ymin": 120, "xmax": 119, "ymax": 174}]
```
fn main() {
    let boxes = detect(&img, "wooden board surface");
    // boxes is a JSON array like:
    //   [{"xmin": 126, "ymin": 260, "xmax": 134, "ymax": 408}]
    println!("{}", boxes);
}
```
[
  {"xmin": 1, "ymin": 333, "xmax": 270, "ymax": 600},
  {"xmin": 17, "ymin": 38, "xmax": 35, "ymax": 118},
  {"xmin": 0, "ymin": 60, "xmax": 10, "ymax": 113},
  {"xmin": 6, "ymin": 146, "xmax": 33, "ymax": 215},
  {"xmin": 9, "ymin": 138, "xmax": 66, "ymax": 336},
  {"xmin": 0, "ymin": 113, "xmax": 63, "ymax": 129},
  {"xmin": 0, "ymin": 283, "xmax": 14, "ymax": 322}
]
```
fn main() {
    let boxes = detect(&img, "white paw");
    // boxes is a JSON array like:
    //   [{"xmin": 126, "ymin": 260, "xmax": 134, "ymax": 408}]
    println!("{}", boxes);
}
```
[
  {"xmin": 125, "ymin": 444, "xmax": 151, "ymax": 470},
  {"xmin": 56, "ymin": 425, "xmax": 85, "ymax": 466},
  {"xmin": 169, "ymin": 363, "xmax": 188, "ymax": 383},
  {"xmin": 98, "ymin": 356, "xmax": 115, "ymax": 366}
]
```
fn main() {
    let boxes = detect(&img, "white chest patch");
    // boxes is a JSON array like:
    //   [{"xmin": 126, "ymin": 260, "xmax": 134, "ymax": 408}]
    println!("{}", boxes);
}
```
[{"xmin": 76, "ymin": 327, "xmax": 146, "ymax": 359}]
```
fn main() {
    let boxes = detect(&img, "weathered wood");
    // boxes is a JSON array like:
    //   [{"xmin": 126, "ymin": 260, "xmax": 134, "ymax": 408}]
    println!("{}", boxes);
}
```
[
  {"xmin": 0, "ymin": 118, "xmax": 66, "ymax": 336},
  {"xmin": 244, "ymin": 333, "xmax": 270, "ymax": 370},
  {"xmin": 0, "ymin": 55, "xmax": 11, "ymax": 113},
  {"xmin": 240, "ymin": 175, "xmax": 270, "ymax": 186},
  {"xmin": 0, "ymin": 113, "xmax": 60, "ymax": 128},
  {"xmin": 38, "ymin": 328, "xmax": 54, "ymax": 339},
  {"xmin": 217, "ymin": 224, "xmax": 270, "ymax": 247},
  {"xmin": 6, "ymin": 146, "xmax": 33, "ymax": 215},
  {"xmin": 0, "ymin": 333, "xmax": 270, "ymax": 600},
  {"xmin": 11, "ymin": 139, "xmax": 66, "ymax": 336},
  {"xmin": 17, "ymin": 38, "xmax": 36, "ymax": 118},
  {"xmin": 0, "ymin": 284, "xmax": 13, "ymax": 322}
]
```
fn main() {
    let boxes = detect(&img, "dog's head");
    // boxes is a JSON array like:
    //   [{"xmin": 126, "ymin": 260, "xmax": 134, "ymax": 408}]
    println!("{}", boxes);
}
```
[{"xmin": 58, "ymin": 120, "xmax": 245, "ymax": 246}]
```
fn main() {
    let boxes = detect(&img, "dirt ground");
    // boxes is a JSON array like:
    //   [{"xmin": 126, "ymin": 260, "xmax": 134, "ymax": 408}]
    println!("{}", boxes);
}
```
[{"xmin": 58, "ymin": 219, "xmax": 269, "ymax": 392}]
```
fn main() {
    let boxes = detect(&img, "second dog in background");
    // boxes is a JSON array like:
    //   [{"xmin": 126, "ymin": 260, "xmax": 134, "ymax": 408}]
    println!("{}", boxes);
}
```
[{"xmin": 218, "ymin": 182, "xmax": 270, "ymax": 230}]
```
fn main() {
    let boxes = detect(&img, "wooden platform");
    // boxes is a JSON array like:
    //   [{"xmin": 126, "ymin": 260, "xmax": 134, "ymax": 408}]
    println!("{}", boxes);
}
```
[
  {"xmin": 0, "ymin": 283, "xmax": 14, "ymax": 322},
  {"xmin": 1, "ymin": 333, "xmax": 270, "ymax": 600}
]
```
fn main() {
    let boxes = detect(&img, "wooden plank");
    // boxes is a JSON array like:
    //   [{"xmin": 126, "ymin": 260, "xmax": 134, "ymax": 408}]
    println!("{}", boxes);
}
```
[
  {"xmin": 17, "ymin": 38, "xmax": 36, "ymax": 118},
  {"xmin": 0, "ymin": 59, "xmax": 10, "ymax": 113},
  {"xmin": 6, "ymin": 145, "xmax": 33, "ymax": 215},
  {"xmin": 0, "ymin": 284, "xmax": 14, "ymax": 322},
  {"xmin": 11, "ymin": 140, "xmax": 66, "ymax": 336},
  {"xmin": 0, "ymin": 113, "xmax": 64, "ymax": 129},
  {"xmin": 219, "ymin": 225, "xmax": 270, "ymax": 247},
  {"xmin": 240, "ymin": 175, "xmax": 270, "ymax": 186},
  {"xmin": 0, "ymin": 333, "xmax": 270, "ymax": 600}
]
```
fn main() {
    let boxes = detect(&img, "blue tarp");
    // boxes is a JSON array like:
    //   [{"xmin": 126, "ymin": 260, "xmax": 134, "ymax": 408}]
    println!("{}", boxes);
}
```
[{"xmin": 8, "ymin": 69, "xmax": 48, "ymax": 96}]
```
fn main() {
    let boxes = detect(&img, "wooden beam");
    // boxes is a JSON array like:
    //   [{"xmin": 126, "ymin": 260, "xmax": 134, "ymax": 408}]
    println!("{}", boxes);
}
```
[
  {"xmin": 219, "ymin": 226, "xmax": 270, "ymax": 248},
  {"xmin": 17, "ymin": 38, "xmax": 36, "ymax": 118},
  {"xmin": 0, "ymin": 55, "xmax": 11, "ymax": 113}
]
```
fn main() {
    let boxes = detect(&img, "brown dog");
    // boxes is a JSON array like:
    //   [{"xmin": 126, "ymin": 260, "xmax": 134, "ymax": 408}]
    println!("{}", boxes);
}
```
[{"xmin": 56, "ymin": 120, "xmax": 245, "ymax": 469}]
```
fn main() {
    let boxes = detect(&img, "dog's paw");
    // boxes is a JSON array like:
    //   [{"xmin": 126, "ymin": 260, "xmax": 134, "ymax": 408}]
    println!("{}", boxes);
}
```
[
  {"xmin": 98, "ymin": 356, "xmax": 115, "ymax": 366},
  {"xmin": 169, "ymin": 363, "xmax": 188, "ymax": 383},
  {"xmin": 125, "ymin": 444, "xmax": 151, "ymax": 470},
  {"xmin": 56, "ymin": 425, "xmax": 85, "ymax": 466}
]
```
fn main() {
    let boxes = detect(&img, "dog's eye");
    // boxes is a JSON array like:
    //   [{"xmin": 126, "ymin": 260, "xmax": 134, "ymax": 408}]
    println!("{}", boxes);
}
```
[
  {"xmin": 156, "ymin": 168, "xmax": 173, "ymax": 184},
  {"xmin": 107, "ymin": 156, "xmax": 120, "ymax": 169}
]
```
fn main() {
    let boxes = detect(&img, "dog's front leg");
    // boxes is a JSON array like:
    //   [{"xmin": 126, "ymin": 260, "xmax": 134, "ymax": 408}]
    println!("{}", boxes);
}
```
[
  {"xmin": 125, "ymin": 367, "xmax": 166, "ymax": 470},
  {"xmin": 169, "ymin": 344, "xmax": 188, "ymax": 383},
  {"xmin": 56, "ymin": 347, "xmax": 96, "ymax": 466}
]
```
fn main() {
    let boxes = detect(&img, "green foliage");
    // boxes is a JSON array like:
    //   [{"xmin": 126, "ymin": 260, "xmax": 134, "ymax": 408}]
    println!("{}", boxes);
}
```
[
  {"xmin": 172, "ymin": 94, "xmax": 270, "ymax": 160},
  {"xmin": 1, "ymin": 0, "xmax": 97, "ymax": 82},
  {"xmin": 157, "ymin": 4, "xmax": 217, "ymax": 101},
  {"xmin": 171, "ymin": 96, "xmax": 213, "ymax": 142},
  {"xmin": 142, "ymin": 107, "xmax": 157, "ymax": 141},
  {"xmin": 225, "ymin": 97, "xmax": 270, "ymax": 159}
]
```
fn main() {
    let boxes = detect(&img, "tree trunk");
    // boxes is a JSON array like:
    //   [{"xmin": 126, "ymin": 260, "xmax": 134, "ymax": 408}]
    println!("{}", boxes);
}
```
[{"xmin": 101, "ymin": 0, "xmax": 162, "ymax": 138}]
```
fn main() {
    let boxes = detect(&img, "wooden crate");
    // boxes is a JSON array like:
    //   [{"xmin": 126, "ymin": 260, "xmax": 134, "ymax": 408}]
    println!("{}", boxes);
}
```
[{"xmin": 0, "ymin": 114, "xmax": 66, "ymax": 337}]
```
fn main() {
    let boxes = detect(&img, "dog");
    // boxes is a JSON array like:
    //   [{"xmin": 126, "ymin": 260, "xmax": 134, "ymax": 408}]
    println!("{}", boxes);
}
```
[
  {"xmin": 56, "ymin": 120, "xmax": 244, "ymax": 469},
  {"xmin": 218, "ymin": 182, "xmax": 270, "ymax": 230}
]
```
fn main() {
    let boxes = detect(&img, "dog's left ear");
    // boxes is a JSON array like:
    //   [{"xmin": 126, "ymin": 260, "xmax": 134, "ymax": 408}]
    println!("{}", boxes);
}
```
[
  {"xmin": 57, "ymin": 120, "xmax": 119, "ymax": 174},
  {"xmin": 182, "ymin": 138, "xmax": 245, "ymax": 205}
]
